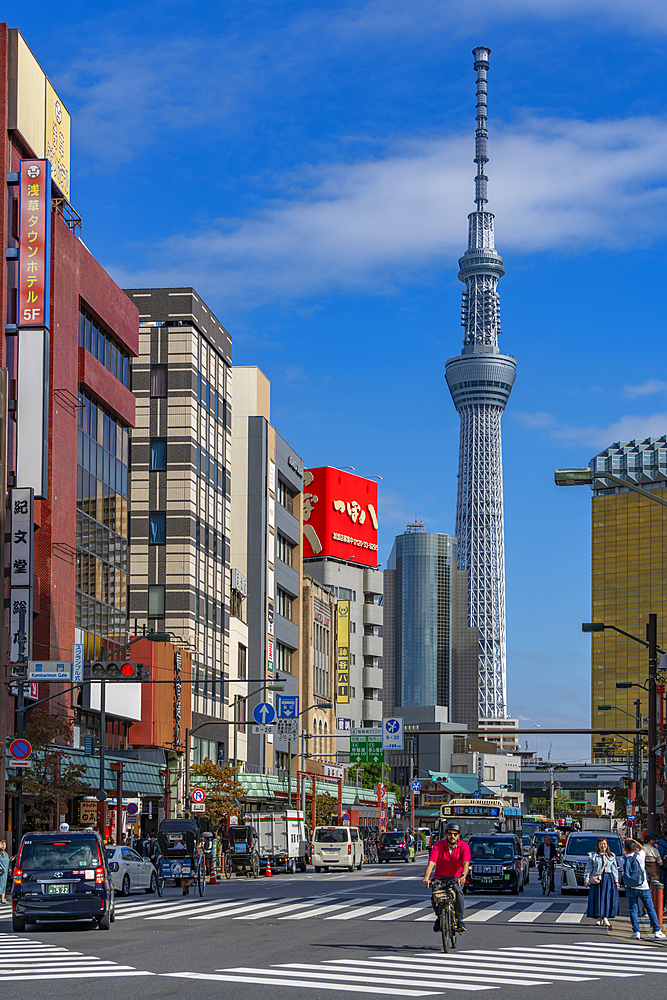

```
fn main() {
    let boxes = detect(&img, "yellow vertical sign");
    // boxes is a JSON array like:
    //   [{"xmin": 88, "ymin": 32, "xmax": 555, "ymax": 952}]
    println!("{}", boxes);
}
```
[
  {"xmin": 336, "ymin": 600, "xmax": 350, "ymax": 704},
  {"xmin": 45, "ymin": 80, "xmax": 70, "ymax": 201}
]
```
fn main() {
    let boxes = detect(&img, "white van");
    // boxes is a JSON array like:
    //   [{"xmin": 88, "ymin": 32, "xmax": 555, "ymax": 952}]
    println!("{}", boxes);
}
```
[{"xmin": 312, "ymin": 826, "xmax": 364, "ymax": 872}]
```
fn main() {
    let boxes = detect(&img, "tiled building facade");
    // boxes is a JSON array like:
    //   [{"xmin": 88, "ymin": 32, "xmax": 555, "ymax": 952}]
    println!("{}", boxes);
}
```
[{"xmin": 124, "ymin": 287, "xmax": 233, "ymax": 761}]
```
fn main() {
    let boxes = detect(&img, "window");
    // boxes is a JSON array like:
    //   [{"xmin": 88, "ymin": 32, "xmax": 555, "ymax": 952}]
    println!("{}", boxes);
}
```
[
  {"xmin": 148, "ymin": 585, "xmax": 165, "ymax": 617},
  {"xmin": 150, "ymin": 439, "xmax": 167, "ymax": 471},
  {"xmin": 276, "ymin": 588, "xmax": 293, "ymax": 621},
  {"xmin": 238, "ymin": 644, "xmax": 247, "ymax": 679},
  {"xmin": 79, "ymin": 305, "xmax": 130, "ymax": 388},
  {"xmin": 484, "ymin": 765, "xmax": 496, "ymax": 781},
  {"xmin": 277, "ymin": 479, "xmax": 295, "ymax": 514},
  {"xmin": 149, "ymin": 512, "xmax": 166, "ymax": 545},
  {"xmin": 276, "ymin": 534, "xmax": 294, "ymax": 567},
  {"xmin": 507, "ymin": 771, "xmax": 521, "ymax": 792},
  {"xmin": 275, "ymin": 643, "xmax": 293, "ymax": 674},
  {"xmin": 350, "ymin": 622, "xmax": 356, "ymax": 634},
  {"xmin": 151, "ymin": 365, "xmax": 167, "ymax": 397},
  {"xmin": 231, "ymin": 589, "xmax": 245, "ymax": 621}
]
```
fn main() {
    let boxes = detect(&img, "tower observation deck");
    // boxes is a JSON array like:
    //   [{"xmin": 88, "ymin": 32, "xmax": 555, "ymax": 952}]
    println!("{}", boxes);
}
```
[{"xmin": 445, "ymin": 47, "xmax": 516, "ymax": 720}]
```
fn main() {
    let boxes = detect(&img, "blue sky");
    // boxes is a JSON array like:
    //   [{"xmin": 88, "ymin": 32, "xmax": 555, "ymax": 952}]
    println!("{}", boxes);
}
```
[{"xmin": 17, "ymin": 1, "xmax": 667, "ymax": 761}]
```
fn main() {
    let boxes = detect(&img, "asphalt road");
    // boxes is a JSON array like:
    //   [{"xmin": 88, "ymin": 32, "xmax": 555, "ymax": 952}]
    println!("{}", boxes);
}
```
[{"xmin": 2, "ymin": 858, "xmax": 666, "ymax": 1000}]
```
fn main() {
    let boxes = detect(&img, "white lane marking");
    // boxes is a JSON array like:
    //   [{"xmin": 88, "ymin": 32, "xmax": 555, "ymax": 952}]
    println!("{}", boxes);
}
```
[
  {"xmin": 144, "ymin": 897, "xmax": 266, "ymax": 921},
  {"xmin": 291, "ymin": 962, "xmax": 548, "ymax": 987},
  {"xmin": 191, "ymin": 898, "xmax": 278, "ymax": 921},
  {"xmin": 165, "ymin": 970, "xmax": 440, "ymax": 995},
  {"xmin": 555, "ymin": 904, "xmax": 587, "ymax": 923},
  {"xmin": 221, "ymin": 967, "xmax": 491, "ymax": 993},
  {"xmin": 0, "ymin": 971, "xmax": 155, "ymax": 981},
  {"xmin": 325, "ymin": 898, "xmax": 407, "ymax": 920},
  {"xmin": 281, "ymin": 899, "xmax": 373, "ymax": 919},
  {"xmin": 509, "ymin": 902, "xmax": 556, "ymax": 923},
  {"xmin": 355, "ymin": 958, "xmax": 596, "ymax": 983},
  {"xmin": 465, "ymin": 900, "xmax": 517, "ymax": 922},
  {"xmin": 503, "ymin": 945, "xmax": 666, "ymax": 967}
]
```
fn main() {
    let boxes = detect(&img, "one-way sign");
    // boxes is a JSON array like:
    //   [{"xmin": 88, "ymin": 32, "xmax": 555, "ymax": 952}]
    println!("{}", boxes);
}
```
[
  {"xmin": 252, "ymin": 701, "xmax": 276, "ymax": 725},
  {"xmin": 276, "ymin": 695, "xmax": 299, "ymax": 719}
]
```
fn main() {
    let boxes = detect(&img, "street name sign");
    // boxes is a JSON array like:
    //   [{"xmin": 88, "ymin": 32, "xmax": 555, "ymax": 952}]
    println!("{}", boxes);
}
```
[{"xmin": 28, "ymin": 660, "xmax": 71, "ymax": 681}]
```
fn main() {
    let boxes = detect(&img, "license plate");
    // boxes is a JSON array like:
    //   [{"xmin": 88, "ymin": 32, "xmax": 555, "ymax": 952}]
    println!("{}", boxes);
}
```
[
  {"xmin": 47, "ymin": 884, "xmax": 70, "ymax": 895},
  {"xmin": 480, "ymin": 877, "xmax": 493, "ymax": 884},
  {"xmin": 234, "ymin": 845, "xmax": 247, "ymax": 853}
]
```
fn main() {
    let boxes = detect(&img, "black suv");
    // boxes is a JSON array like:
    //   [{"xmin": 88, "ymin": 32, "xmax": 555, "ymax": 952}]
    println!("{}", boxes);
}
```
[
  {"xmin": 378, "ymin": 831, "xmax": 411, "ymax": 863},
  {"xmin": 466, "ymin": 834, "xmax": 525, "ymax": 895},
  {"xmin": 11, "ymin": 831, "xmax": 115, "ymax": 931}
]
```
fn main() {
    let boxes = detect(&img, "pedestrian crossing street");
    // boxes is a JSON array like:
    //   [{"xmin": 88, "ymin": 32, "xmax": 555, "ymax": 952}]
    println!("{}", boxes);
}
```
[
  {"xmin": 0, "ymin": 933, "xmax": 155, "ymax": 982},
  {"xmin": 165, "ymin": 942, "xmax": 667, "ymax": 994},
  {"xmin": 113, "ymin": 892, "xmax": 592, "ymax": 925}
]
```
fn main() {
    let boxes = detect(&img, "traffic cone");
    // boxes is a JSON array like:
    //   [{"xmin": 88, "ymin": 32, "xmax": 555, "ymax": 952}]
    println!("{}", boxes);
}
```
[
  {"xmin": 265, "ymin": 859, "xmax": 273, "ymax": 878},
  {"xmin": 209, "ymin": 867, "xmax": 217, "ymax": 885}
]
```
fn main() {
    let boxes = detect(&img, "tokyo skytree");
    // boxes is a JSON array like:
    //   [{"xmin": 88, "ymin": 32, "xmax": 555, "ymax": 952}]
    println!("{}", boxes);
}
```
[{"xmin": 445, "ymin": 47, "xmax": 516, "ymax": 720}]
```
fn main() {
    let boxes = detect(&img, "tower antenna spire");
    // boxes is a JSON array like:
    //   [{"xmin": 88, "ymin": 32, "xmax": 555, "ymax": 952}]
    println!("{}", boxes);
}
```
[
  {"xmin": 445, "ymin": 47, "xmax": 517, "ymax": 722},
  {"xmin": 472, "ymin": 46, "xmax": 490, "ymax": 212}
]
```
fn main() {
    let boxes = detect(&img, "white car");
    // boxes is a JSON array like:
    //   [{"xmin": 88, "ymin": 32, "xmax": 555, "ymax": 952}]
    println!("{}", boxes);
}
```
[
  {"xmin": 106, "ymin": 845, "xmax": 158, "ymax": 895},
  {"xmin": 312, "ymin": 826, "xmax": 364, "ymax": 872}
]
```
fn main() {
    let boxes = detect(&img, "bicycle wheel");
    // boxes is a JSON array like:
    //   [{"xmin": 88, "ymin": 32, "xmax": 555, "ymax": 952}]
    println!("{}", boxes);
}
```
[
  {"xmin": 156, "ymin": 869, "xmax": 164, "ymax": 897},
  {"xmin": 198, "ymin": 859, "xmax": 206, "ymax": 896},
  {"xmin": 251, "ymin": 852, "xmax": 260, "ymax": 879},
  {"xmin": 440, "ymin": 903, "xmax": 449, "ymax": 954},
  {"xmin": 224, "ymin": 852, "xmax": 232, "ymax": 880}
]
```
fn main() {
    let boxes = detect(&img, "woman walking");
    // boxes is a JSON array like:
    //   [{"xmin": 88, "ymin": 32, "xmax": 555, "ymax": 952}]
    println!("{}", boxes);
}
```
[
  {"xmin": 0, "ymin": 839, "xmax": 9, "ymax": 905},
  {"xmin": 585, "ymin": 836, "xmax": 620, "ymax": 927}
]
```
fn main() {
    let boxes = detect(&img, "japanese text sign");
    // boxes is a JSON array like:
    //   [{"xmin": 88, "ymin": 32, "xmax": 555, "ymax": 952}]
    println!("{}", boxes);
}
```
[
  {"xmin": 19, "ymin": 159, "xmax": 51, "ymax": 328},
  {"xmin": 10, "ymin": 488, "xmax": 33, "ymax": 587},
  {"xmin": 336, "ymin": 600, "xmax": 350, "ymax": 704},
  {"xmin": 303, "ymin": 467, "xmax": 378, "ymax": 567}
]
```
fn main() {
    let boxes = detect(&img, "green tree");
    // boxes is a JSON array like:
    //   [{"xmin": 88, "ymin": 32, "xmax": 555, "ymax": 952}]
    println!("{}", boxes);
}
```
[
  {"xmin": 8, "ymin": 709, "xmax": 91, "ymax": 831},
  {"xmin": 348, "ymin": 761, "xmax": 400, "ymax": 798},
  {"xmin": 190, "ymin": 759, "xmax": 245, "ymax": 834},
  {"xmin": 305, "ymin": 792, "xmax": 338, "ymax": 829}
]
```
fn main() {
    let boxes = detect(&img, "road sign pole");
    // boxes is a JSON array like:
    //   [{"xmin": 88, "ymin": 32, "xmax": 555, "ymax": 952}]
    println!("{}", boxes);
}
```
[
  {"xmin": 411, "ymin": 787, "xmax": 415, "ymax": 832},
  {"xmin": 15, "ymin": 677, "xmax": 25, "ymax": 845}
]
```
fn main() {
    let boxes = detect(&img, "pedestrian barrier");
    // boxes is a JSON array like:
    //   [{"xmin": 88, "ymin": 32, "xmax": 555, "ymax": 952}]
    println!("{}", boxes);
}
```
[{"xmin": 650, "ymin": 879, "xmax": 663, "ymax": 927}]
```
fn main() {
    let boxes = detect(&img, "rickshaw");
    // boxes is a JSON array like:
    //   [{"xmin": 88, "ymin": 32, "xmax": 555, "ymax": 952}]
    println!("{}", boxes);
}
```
[
  {"xmin": 157, "ymin": 818, "xmax": 206, "ymax": 896},
  {"xmin": 223, "ymin": 824, "xmax": 260, "ymax": 879}
]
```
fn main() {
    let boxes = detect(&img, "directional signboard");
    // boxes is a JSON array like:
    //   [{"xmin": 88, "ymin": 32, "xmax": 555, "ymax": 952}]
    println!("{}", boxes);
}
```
[
  {"xmin": 276, "ymin": 695, "xmax": 299, "ymax": 720},
  {"xmin": 382, "ymin": 716, "xmax": 404, "ymax": 751},
  {"xmin": 252, "ymin": 701, "xmax": 276, "ymax": 726},
  {"xmin": 28, "ymin": 660, "xmax": 71, "ymax": 681},
  {"xmin": 350, "ymin": 727, "xmax": 384, "ymax": 764}
]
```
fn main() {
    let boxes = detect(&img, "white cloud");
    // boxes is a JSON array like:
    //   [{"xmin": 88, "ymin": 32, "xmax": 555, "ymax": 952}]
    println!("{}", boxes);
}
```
[
  {"xmin": 109, "ymin": 115, "xmax": 667, "ymax": 305},
  {"xmin": 512, "ymin": 410, "xmax": 667, "ymax": 450},
  {"xmin": 623, "ymin": 380, "xmax": 667, "ymax": 400}
]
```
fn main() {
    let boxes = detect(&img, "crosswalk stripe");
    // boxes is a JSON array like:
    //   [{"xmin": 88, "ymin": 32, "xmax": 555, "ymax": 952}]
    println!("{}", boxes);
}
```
[
  {"xmin": 191, "ymin": 898, "xmax": 272, "ymax": 921},
  {"xmin": 222, "ymin": 967, "xmax": 491, "ymax": 992},
  {"xmin": 238, "ymin": 897, "xmax": 336, "ymax": 920},
  {"xmin": 509, "ymin": 902, "xmax": 556, "ymax": 923},
  {"xmin": 370, "ymin": 902, "xmax": 432, "ymax": 921},
  {"xmin": 148, "ymin": 896, "xmax": 266, "ymax": 921},
  {"xmin": 364, "ymin": 958, "xmax": 596, "ymax": 983},
  {"xmin": 465, "ymin": 900, "xmax": 516, "ymax": 922},
  {"xmin": 1, "ymin": 971, "xmax": 155, "ymax": 982},
  {"xmin": 325, "ymin": 898, "xmax": 407, "ymax": 920},
  {"xmin": 555, "ymin": 904, "xmax": 586, "ymax": 923},
  {"xmin": 281, "ymin": 899, "xmax": 373, "ymax": 919},
  {"xmin": 0, "ymin": 932, "xmax": 154, "ymax": 981},
  {"xmin": 166, "ymin": 970, "xmax": 440, "ymax": 995},
  {"xmin": 302, "ymin": 962, "xmax": 549, "ymax": 987},
  {"xmin": 456, "ymin": 955, "xmax": 638, "ymax": 978},
  {"xmin": 504, "ymin": 945, "xmax": 666, "ymax": 967}
]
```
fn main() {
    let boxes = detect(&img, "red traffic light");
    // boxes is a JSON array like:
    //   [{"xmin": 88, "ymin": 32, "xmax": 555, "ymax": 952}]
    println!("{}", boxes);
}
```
[{"xmin": 121, "ymin": 663, "xmax": 135, "ymax": 677}]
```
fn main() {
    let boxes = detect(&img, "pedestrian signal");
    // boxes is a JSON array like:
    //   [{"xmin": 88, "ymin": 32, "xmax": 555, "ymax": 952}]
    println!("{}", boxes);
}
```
[{"xmin": 85, "ymin": 661, "xmax": 151, "ymax": 681}]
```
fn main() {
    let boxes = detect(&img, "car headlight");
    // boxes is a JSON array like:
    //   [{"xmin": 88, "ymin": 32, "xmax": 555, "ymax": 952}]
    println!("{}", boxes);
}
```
[{"xmin": 502, "ymin": 864, "xmax": 514, "ymax": 871}]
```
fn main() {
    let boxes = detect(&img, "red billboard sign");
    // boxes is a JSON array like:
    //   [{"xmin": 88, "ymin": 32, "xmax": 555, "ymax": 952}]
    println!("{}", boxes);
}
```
[
  {"xmin": 18, "ymin": 159, "xmax": 51, "ymax": 328},
  {"xmin": 303, "ymin": 467, "xmax": 378, "ymax": 567}
]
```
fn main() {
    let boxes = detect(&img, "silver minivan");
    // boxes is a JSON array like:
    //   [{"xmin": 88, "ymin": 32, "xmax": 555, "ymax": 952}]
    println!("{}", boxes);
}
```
[
  {"xmin": 561, "ymin": 831, "xmax": 624, "ymax": 894},
  {"xmin": 312, "ymin": 826, "xmax": 364, "ymax": 872}
]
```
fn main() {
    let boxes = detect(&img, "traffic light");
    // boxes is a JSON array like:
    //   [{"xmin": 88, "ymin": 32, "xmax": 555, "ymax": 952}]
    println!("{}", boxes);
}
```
[{"xmin": 84, "ymin": 661, "xmax": 151, "ymax": 681}]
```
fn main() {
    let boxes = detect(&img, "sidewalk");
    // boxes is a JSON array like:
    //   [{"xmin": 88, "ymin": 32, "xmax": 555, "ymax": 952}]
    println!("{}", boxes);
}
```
[{"xmin": 608, "ymin": 914, "xmax": 667, "ymax": 946}]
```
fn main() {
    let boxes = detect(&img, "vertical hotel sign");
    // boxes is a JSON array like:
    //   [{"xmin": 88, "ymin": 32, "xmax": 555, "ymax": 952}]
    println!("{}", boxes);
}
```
[
  {"xmin": 19, "ymin": 159, "xmax": 51, "ymax": 328},
  {"xmin": 336, "ymin": 600, "xmax": 350, "ymax": 704}
]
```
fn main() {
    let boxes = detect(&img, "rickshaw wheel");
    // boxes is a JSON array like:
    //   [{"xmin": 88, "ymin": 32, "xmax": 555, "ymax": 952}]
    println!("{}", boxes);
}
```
[
  {"xmin": 224, "ymin": 851, "xmax": 232, "ymax": 879},
  {"xmin": 251, "ymin": 852, "xmax": 260, "ymax": 879}
]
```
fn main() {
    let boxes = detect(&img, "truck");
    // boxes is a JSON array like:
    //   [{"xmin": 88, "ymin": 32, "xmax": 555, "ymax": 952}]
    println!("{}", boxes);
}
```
[{"xmin": 253, "ymin": 810, "xmax": 310, "ymax": 873}]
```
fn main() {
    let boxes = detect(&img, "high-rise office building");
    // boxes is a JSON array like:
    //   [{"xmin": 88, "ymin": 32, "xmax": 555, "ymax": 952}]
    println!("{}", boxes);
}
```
[
  {"xmin": 230, "ymin": 367, "xmax": 304, "ymax": 772},
  {"xmin": 445, "ymin": 47, "xmax": 516, "ymax": 721},
  {"xmin": 382, "ymin": 524, "xmax": 478, "ymax": 731},
  {"xmin": 588, "ymin": 437, "xmax": 667, "ymax": 759},
  {"xmin": 124, "ymin": 287, "xmax": 233, "ymax": 766}
]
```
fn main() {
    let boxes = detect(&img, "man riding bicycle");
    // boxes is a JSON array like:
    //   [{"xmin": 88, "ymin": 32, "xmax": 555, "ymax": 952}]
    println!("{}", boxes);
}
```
[
  {"xmin": 422, "ymin": 821, "xmax": 470, "ymax": 933},
  {"xmin": 536, "ymin": 835, "xmax": 557, "ymax": 891}
]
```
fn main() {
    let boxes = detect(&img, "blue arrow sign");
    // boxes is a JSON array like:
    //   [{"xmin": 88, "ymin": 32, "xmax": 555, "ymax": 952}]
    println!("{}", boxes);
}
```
[
  {"xmin": 473, "ymin": 789, "xmax": 481, "ymax": 799},
  {"xmin": 411, "ymin": 780, "xmax": 421, "ymax": 792},
  {"xmin": 253, "ymin": 701, "xmax": 276, "ymax": 725},
  {"xmin": 276, "ymin": 695, "xmax": 299, "ymax": 719}
]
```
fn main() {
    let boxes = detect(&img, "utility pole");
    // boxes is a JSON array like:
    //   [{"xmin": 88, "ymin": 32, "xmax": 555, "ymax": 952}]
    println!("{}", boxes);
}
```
[
  {"xmin": 647, "ymin": 613, "xmax": 658, "ymax": 832},
  {"xmin": 0, "ymin": 369, "xmax": 8, "ymax": 843}
]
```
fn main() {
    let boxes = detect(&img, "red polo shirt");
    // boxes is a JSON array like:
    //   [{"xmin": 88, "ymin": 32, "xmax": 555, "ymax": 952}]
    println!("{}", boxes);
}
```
[{"xmin": 429, "ymin": 838, "xmax": 471, "ymax": 878}]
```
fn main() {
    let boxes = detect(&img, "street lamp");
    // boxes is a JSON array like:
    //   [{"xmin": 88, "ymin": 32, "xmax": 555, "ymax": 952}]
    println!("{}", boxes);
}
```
[
  {"xmin": 555, "ymin": 467, "xmax": 667, "ymax": 508},
  {"xmin": 296, "ymin": 700, "xmax": 333, "ymax": 811},
  {"xmin": 598, "ymin": 701, "xmax": 643, "ymax": 785},
  {"xmin": 582, "ymin": 617, "xmax": 664, "ymax": 831},
  {"xmin": 535, "ymin": 762, "xmax": 568, "ymax": 824}
]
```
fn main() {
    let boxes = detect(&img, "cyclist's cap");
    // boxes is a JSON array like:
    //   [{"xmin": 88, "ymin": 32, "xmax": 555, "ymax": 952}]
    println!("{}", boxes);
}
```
[{"xmin": 445, "ymin": 823, "xmax": 461, "ymax": 833}]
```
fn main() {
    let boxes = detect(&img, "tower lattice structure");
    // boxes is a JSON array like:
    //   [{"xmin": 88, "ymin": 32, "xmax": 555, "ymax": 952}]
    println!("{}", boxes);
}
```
[{"xmin": 445, "ymin": 47, "xmax": 516, "ymax": 720}]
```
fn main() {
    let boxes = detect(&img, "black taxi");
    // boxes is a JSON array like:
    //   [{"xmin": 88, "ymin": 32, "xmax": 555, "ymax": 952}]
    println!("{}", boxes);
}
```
[
  {"xmin": 465, "ymin": 833, "xmax": 526, "ymax": 894},
  {"xmin": 11, "ymin": 830, "xmax": 115, "ymax": 931}
]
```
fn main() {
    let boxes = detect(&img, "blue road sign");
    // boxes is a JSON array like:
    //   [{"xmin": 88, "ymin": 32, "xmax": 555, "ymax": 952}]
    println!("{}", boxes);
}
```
[
  {"xmin": 253, "ymin": 701, "xmax": 276, "ymax": 725},
  {"xmin": 411, "ymin": 780, "xmax": 421, "ymax": 792},
  {"xmin": 276, "ymin": 695, "xmax": 299, "ymax": 719},
  {"xmin": 72, "ymin": 643, "xmax": 84, "ymax": 684},
  {"xmin": 382, "ymin": 716, "xmax": 404, "ymax": 751},
  {"xmin": 473, "ymin": 789, "xmax": 481, "ymax": 799}
]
